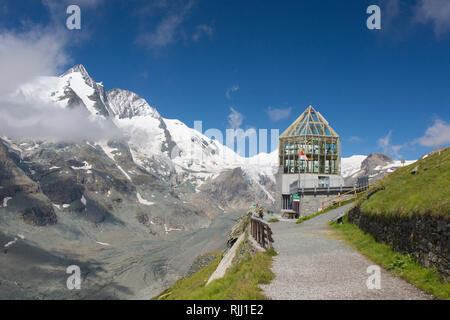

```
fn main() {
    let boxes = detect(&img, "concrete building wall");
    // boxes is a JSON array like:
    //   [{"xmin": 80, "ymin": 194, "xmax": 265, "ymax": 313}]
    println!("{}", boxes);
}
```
[
  {"xmin": 279, "ymin": 173, "xmax": 344, "ymax": 194},
  {"xmin": 276, "ymin": 172, "xmax": 346, "ymax": 216}
]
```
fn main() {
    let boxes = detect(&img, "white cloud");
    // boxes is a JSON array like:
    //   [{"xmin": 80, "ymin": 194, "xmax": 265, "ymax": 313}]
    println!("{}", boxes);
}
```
[
  {"xmin": 228, "ymin": 107, "xmax": 243, "ymax": 129},
  {"xmin": 415, "ymin": 118, "xmax": 450, "ymax": 147},
  {"xmin": 376, "ymin": 118, "xmax": 450, "ymax": 159},
  {"xmin": 347, "ymin": 136, "xmax": 363, "ymax": 143},
  {"xmin": 379, "ymin": 0, "xmax": 401, "ymax": 29},
  {"xmin": 192, "ymin": 24, "xmax": 213, "ymax": 41},
  {"xmin": 138, "ymin": 13, "xmax": 185, "ymax": 49},
  {"xmin": 414, "ymin": 0, "xmax": 450, "ymax": 35},
  {"xmin": 137, "ymin": 0, "xmax": 210, "ymax": 50},
  {"xmin": 225, "ymin": 85, "xmax": 239, "ymax": 99},
  {"xmin": 267, "ymin": 106, "xmax": 292, "ymax": 121},
  {"xmin": 378, "ymin": 131, "xmax": 392, "ymax": 151},
  {"xmin": 377, "ymin": 131, "xmax": 405, "ymax": 159},
  {"xmin": 0, "ymin": 28, "xmax": 118, "ymax": 141},
  {"xmin": 0, "ymin": 30, "xmax": 68, "ymax": 96}
]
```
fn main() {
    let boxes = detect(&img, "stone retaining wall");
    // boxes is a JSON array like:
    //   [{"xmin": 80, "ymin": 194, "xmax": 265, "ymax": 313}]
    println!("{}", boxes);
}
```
[
  {"xmin": 300, "ymin": 194, "xmax": 331, "ymax": 217},
  {"xmin": 348, "ymin": 206, "xmax": 450, "ymax": 281}
]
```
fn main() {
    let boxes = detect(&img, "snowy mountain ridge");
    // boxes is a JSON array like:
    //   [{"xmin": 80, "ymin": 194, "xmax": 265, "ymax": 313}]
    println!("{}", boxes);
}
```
[
  {"xmin": 16, "ymin": 64, "xmax": 278, "ymax": 203},
  {"xmin": 15, "ymin": 64, "xmax": 415, "ymax": 201}
]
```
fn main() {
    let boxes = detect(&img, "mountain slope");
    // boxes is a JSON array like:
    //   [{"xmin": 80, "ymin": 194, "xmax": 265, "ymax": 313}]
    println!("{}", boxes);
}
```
[{"xmin": 0, "ymin": 64, "xmax": 280, "ymax": 299}]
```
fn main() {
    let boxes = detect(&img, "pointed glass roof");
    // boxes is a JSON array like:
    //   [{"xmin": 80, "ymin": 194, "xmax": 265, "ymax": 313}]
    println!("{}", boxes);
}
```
[{"xmin": 280, "ymin": 105, "xmax": 339, "ymax": 138}]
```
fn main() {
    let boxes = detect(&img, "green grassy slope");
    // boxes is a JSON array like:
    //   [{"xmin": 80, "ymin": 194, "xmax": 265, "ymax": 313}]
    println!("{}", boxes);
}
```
[
  {"xmin": 153, "ymin": 246, "xmax": 277, "ymax": 300},
  {"xmin": 360, "ymin": 147, "xmax": 449, "ymax": 218}
]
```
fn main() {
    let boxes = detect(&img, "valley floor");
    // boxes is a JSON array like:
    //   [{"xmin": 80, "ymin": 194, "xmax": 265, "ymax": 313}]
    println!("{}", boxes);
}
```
[
  {"xmin": 261, "ymin": 204, "xmax": 431, "ymax": 300},
  {"xmin": 0, "ymin": 211, "xmax": 243, "ymax": 300}
]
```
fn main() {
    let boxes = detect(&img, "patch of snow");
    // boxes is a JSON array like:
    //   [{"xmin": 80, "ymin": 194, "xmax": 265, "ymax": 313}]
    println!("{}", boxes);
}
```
[
  {"xmin": 71, "ymin": 161, "xmax": 92, "ymax": 170},
  {"xmin": 117, "ymin": 165, "xmax": 132, "ymax": 181},
  {"xmin": 96, "ymin": 241, "xmax": 110, "ymax": 246},
  {"xmin": 99, "ymin": 142, "xmax": 119, "ymax": 162},
  {"xmin": 137, "ymin": 192, "xmax": 155, "ymax": 206},
  {"xmin": 4, "ymin": 237, "xmax": 18, "ymax": 248},
  {"xmin": 164, "ymin": 224, "xmax": 182, "ymax": 234},
  {"xmin": 341, "ymin": 155, "xmax": 367, "ymax": 178},
  {"xmin": 86, "ymin": 141, "xmax": 97, "ymax": 149},
  {"xmin": 25, "ymin": 145, "xmax": 39, "ymax": 151},
  {"xmin": 81, "ymin": 195, "xmax": 87, "ymax": 206},
  {"xmin": 374, "ymin": 160, "xmax": 416, "ymax": 172},
  {"xmin": 2, "ymin": 197, "xmax": 12, "ymax": 208}
]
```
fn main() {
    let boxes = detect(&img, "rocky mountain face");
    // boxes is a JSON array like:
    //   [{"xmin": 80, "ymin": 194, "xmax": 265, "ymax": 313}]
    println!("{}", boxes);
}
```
[
  {"xmin": 0, "ymin": 140, "xmax": 57, "ymax": 226},
  {"xmin": 0, "ymin": 64, "xmax": 277, "ymax": 299},
  {"xmin": 343, "ymin": 152, "xmax": 416, "ymax": 185},
  {"xmin": 4, "ymin": 64, "xmax": 277, "ymax": 225},
  {"xmin": 361, "ymin": 153, "xmax": 393, "ymax": 174},
  {"xmin": 200, "ymin": 167, "xmax": 261, "ymax": 210}
]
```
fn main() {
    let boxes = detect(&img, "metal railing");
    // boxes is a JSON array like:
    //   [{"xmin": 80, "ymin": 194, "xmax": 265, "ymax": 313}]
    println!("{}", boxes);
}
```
[
  {"xmin": 250, "ymin": 217, "xmax": 274, "ymax": 249},
  {"xmin": 321, "ymin": 183, "xmax": 375, "ymax": 212}
]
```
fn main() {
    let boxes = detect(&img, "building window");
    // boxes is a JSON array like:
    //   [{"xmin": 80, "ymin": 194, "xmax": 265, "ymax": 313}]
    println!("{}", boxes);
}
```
[
  {"xmin": 282, "ymin": 195, "xmax": 292, "ymax": 210},
  {"xmin": 318, "ymin": 176, "xmax": 330, "ymax": 188}
]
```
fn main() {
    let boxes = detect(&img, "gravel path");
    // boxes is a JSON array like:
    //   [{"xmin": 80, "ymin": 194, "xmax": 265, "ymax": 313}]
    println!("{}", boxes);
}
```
[{"xmin": 261, "ymin": 204, "xmax": 431, "ymax": 300}]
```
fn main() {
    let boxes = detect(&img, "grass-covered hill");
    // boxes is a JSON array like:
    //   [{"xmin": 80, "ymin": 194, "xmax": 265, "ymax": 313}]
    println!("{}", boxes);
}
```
[
  {"xmin": 358, "ymin": 147, "xmax": 449, "ymax": 218},
  {"xmin": 153, "ymin": 245, "xmax": 276, "ymax": 300}
]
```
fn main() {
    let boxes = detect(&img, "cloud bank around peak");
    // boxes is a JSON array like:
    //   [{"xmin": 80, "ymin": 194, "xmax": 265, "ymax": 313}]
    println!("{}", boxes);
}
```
[{"xmin": 0, "ymin": 28, "xmax": 118, "ymax": 142}]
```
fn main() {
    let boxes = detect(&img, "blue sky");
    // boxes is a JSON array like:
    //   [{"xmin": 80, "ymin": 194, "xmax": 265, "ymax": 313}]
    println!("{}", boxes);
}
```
[{"xmin": 1, "ymin": 0, "xmax": 449, "ymax": 159}]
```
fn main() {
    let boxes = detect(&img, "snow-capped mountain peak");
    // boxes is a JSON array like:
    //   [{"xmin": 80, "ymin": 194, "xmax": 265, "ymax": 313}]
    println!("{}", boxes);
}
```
[
  {"xmin": 58, "ymin": 64, "xmax": 111, "ymax": 117},
  {"xmin": 61, "ymin": 64, "xmax": 93, "ymax": 85},
  {"xmin": 20, "ymin": 64, "xmax": 419, "ymax": 208},
  {"xmin": 341, "ymin": 155, "xmax": 367, "ymax": 178},
  {"xmin": 107, "ymin": 88, "xmax": 160, "ymax": 119}
]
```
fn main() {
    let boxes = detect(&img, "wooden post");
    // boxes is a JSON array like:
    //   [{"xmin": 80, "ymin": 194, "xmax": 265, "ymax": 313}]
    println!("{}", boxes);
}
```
[
  {"xmin": 260, "ymin": 223, "xmax": 263, "ymax": 246},
  {"xmin": 268, "ymin": 228, "xmax": 272, "ymax": 249},
  {"xmin": 261, "ymin": 224, "xmax": 264, "ymax": 246},
  {"xmin": 338, "ymin": 192, "xmax": 341, "ymax": 207},
  {"xmin": 258, "ymin": 223, "xmax": 261, "ymax": 244},
  {"xmin": 354, "ymin": 187, "xmax": 357, "ymax": 198},
  {"xmin": 322, "ymin": 200, "xmax": 324, "ymax": 212},
  {"xmin": 252, "ymin": 220, "xmax": 254, "ymax": 238},
  {"xmin": 256, "ymin": 221, "xmax": 259, "ymax": 243}
]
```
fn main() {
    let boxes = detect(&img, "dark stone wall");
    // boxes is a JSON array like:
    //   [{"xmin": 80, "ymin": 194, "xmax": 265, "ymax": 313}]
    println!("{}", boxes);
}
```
[{"xmin": 348, "ymin": 206, "xmax": 450, "ymax": 281}]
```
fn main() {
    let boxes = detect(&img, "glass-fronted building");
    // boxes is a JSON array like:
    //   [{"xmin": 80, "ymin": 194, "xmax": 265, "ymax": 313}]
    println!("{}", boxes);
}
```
[
  {"xmin": 279, "ymin": 105, "xmax": 341, "ymax": 175},
  {"xmin": 276, "ymin": 105, "xmax": 345, "ymax": 217}
]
